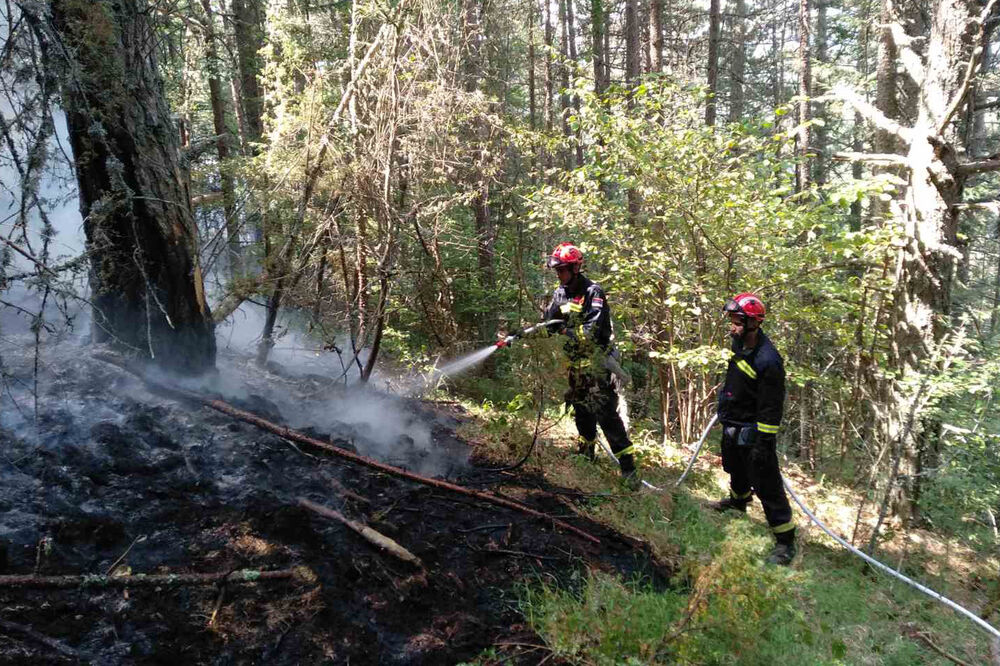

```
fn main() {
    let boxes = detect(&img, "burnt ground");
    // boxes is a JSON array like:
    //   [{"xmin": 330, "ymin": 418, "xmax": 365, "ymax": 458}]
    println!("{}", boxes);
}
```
[{"xmin": 0, "ymin": 341, "xmax": 672, "ymax": 665}]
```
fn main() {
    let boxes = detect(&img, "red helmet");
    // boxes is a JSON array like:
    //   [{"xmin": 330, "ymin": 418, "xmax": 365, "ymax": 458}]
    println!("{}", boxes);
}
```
[
  {"xmin": 723, "ymin": 292, "xmax": 766, "ymax": 322},
  {"xmin": 546, "ymin": 242, "xmax": 584, "ymax": 269}
]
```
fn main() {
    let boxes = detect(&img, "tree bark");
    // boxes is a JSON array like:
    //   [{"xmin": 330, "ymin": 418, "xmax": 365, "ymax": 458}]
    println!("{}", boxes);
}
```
[
  {"xmin": 624, "ymin": 0, "xmax": 642, "ymax": 217},
  {"xmin": 591, "ymin": 0, "xmax": 608, "ymax": 95},
  {"xmin": 813, "ymin": 0, "xmax": 828, "ymax": 185},
  {"xmin": 528, "ymin": 0, "xmax": 537, "ymax": 131},
  {"xmin": 705, "ymin": 0, "xmax": 721, "ymax": 126},
  {"xmin": 199, "ymin": 0, "xmax": 241, "ymax": 276},
  {"xmin": 796, "ymin": 0, "xmax": 811, "ymax": 192},
  {"xmin": 566, "ymin": 0, "xmax": 584, "ymax": 166},
  {"xmin": 50, "ymin": 0, "xmax": 216, "ymax": 374},
  {"xmin": 559, "ymin": 0, "xmax": 572, "ymax": 169},
  {"xmin": 886, "ymin": 0, "xmax": 984, "ymax": 521},
  {"xmin": 649, "ymin": 0, "xmax": 663, "ymax": 72},
  {"xmin": 727, "ymin": 0, "xmax": 746, "ymax": 123},
  {"xmin": 231, "ymin": 0, "xmax": 266, "ymax": 149}
]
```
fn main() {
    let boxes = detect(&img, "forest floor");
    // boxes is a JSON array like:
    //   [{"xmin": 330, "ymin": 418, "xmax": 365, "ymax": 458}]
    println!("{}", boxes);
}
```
[
  {"xmin": 0, "ymin": 339, "xmax": 672, "ymax": 665},
  {"xmin": 451, "ymin": 386, "xmax": 1000, "ymax": 664}
]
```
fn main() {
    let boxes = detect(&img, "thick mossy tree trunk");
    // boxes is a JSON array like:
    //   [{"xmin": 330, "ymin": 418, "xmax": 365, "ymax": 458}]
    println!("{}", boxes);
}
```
[{"xmin": 51, "ymin": 0, "xmax": 216, "ymax": 374}]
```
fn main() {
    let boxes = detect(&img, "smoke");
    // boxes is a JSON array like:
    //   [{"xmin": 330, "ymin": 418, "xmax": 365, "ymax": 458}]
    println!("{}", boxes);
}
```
[
  {"xmin": 0, "ymin": 98, "xmax": 87, "ymax": 341},
  {"xmin": 215, "ymin": 301, "xmax": 367, "ymax": 382}
]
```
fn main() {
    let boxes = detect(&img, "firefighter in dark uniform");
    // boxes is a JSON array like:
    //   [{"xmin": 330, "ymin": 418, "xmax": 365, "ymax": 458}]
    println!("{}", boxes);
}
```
[
  {"xmin": 711, "ymin": 292, "xmax": 797, "ymax": 565},
  {"xmin": 541, "ymin": 243, "xmax": 638, "ymax": 486}
]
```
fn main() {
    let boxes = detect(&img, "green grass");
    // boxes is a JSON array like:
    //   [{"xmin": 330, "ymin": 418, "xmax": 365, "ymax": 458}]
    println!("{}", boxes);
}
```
[{"xmin": 458, "ymin": 400, "xmax": 994, "ymax": 665}]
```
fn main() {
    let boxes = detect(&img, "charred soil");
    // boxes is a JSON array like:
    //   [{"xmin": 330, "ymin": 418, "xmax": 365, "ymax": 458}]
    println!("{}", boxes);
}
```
[{"xmin": 0, "ymin": 342, "xmax": 672, "ymax": 664}]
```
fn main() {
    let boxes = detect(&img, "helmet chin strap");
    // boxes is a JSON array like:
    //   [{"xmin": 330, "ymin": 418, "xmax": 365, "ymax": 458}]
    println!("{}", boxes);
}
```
[{"xmin": 731, "ymin": 316, "xmax": 759, "ymax": 346}]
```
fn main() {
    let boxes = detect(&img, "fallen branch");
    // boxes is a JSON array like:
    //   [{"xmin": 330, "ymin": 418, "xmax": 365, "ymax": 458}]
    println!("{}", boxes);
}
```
[
  {"xmin": 0, "ymin": 617, "xmax": 84, "ymax": 660},
  {"xmin": 94, "ymin": 353, "xmax": 600, "ymax": 544},
  {"xmin": 0, "ymin": 567, "xmax": 306, "ymax": 589},
  {"xmin": 901, "ymin": 623, "xmax": 973, "ymax": 666},
  {"xmin": 299, "ymin": 498, "xmax": 424, "ymax": 569}
]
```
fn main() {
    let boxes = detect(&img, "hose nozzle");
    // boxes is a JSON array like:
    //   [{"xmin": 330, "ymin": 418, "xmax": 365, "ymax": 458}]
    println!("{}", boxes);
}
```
[{"xmin": 496, "ymin": 335, "xmax": 516, "ymax": 348}]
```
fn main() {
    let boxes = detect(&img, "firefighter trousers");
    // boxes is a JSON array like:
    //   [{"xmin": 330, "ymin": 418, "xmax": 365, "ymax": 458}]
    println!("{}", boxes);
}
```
[
  {"xmin": 569, "ymin": 369, "xmax": 635, "ymax": 474},
  {"xmin": 720, "ymin": 425, "xmax": 794, "ymax": 540}
]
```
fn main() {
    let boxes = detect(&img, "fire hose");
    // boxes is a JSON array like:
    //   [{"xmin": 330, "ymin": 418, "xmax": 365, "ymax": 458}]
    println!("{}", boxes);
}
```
[{"xmin": 659, "ymin": 414, "xmax": 1000, "ymax": 642}]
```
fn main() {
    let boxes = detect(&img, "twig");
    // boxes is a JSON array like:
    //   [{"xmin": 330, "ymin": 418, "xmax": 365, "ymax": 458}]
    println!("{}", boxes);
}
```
[
  {"xmin": 106, "ymin": 535, "xmax": 144, "ymax": 576},
  {"xmin": 208, "ymin": 583, "xmax": 226, "ymax": 628},
  {"xmin": 0, "ymin": 617, "xmax": 83, "ymax": 660},
  {"xmin": 456, "ymin": 523, "xmax": 510, "ymax": 534},
  {"xmin": 902, "ymin": 623, "xmax": 974, "ymax": 666},
  {"xmin": 330, "ymin": 477, "xmax": 371, "ymax": 505},
  {"xmin": 93, "ymin": 352, "xmax": 600, "ymax": 545},
  {"xmin": 299, "ymin": 498, "xmax": 425, "ymax": 569},
  {"xmin": 0, "ymin": 567, "xmax": 304, "ymax": 589},
  {"xmin": 479, "ymin": 548, "xmax": 564, "ymax": 562}
]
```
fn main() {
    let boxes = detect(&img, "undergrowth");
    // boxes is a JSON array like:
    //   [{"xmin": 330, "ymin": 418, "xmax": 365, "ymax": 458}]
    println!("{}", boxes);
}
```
[{"xmin": 455, "ymin": 395, "xmax": 995, "ymax": 665}]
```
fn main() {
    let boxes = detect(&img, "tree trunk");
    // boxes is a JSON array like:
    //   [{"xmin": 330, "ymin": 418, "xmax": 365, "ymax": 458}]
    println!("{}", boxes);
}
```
[
  {"xmin": 559, "ymin": 0, "xmax": 572, "ymax": 169},
  {"xmin": 545, "ymin": 0, "xmax": 554, "ymax": 136},
  {"xmin": 727, "ymin": 0, "xmax": 746, "ymax": 123},
  {"xmin": 872, "ymin": 0, "xmax": 904, "ymax": 220},
  {"xmin": 649, "ymin": 0, "xmax": 663, "ymax": 72},
  {"xmin": 199, "ymin": 0, "xmax": 241, "ymax": 276},
  {"xmin": 51, "ymin": 0, "xmax": 215, "ymax": 374},
  {"xmin": 813, "ymin": 0, "xmax": 828, "ymax": 185},
  {"xmin": 885, "ymin": 0, "xmax": 984, "ymax": 521},
  {"xmin": 464, "ymin": 0, "xmax": 498, "ymax": 367},
  {"xmin": 991, "ymin": 216, "xmax": 1000, "ymax": 335},
  {"xmin": 231, "ymin": 0, "xmax": 266, "ymax": 149},
  {"xmin": 529, "ymin": 0, "xmax": 537, "ymax": 131},
  {"xmin": 626, "ymin": 0, "xmax": 642, "ymax": 219},
  {"xmin": 591, "ymin": 0, "xmax": 608, "ymax": 95},
  {"xmin": 566, "ymin": 0, "xmax": 584, "ymax": 166},
  {"xmin": 705, "ymin": 0, "xmax": 721, "ymax": 126},
  {"xmin": 796, "ymin": 0, "xmax": 811, "ymax": 192}
]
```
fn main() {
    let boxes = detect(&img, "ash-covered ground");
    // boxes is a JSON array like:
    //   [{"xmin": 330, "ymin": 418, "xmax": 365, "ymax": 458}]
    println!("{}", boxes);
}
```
[{"xmin": 0, "ymin": 338, "xmax": 671, "ymax": 664}]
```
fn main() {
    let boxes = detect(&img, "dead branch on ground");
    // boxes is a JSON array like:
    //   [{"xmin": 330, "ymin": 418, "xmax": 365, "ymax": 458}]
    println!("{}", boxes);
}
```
[
  {"xmin": 901, "ymin": 623, "xmax": 974, "ymax": 666},
  {"xmin": 0, "ymin": 567, "xmax": 307, "ymax": 589},
  {"xmin": 94, "ymin": 352, "xmax": 601, "ymax": 544},
  {"xmin": 299, "ymin": 498, "xmax": 424, "ymax": 569}
]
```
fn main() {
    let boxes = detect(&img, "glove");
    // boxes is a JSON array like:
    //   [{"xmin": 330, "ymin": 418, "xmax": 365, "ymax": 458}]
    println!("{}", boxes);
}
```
[{"xmin": 737, "ymin": 427, "xmax": 756, "ymax": 447}]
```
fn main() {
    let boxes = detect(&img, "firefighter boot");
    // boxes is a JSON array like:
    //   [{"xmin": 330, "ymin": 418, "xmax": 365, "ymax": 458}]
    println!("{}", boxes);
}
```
[
  {"xmin": 708, "ymin": 490, "xmax": 751, "ymax": 514},
  {"xmin": 621, "ymin": 470, "xmax": 641, "ymax": 491},
  {"xmin": 576, "ymin": 437, "xmax": 596, "ymax": 461},
  {"xmin": 765, "ymin": 528, "xmax": 797, "ymax": 566}
]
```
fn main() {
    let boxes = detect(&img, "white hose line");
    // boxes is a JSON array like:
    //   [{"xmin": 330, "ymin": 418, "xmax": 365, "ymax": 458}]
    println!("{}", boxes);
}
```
[
  {"xmin": 595, "ymin": 416, "xmax": 719, "ymax": 493},
  {"xmin": 673, "ymin": 414, "xmax": 719, "ymax": 488},
  {"xmin": 782, "ymin": 479, "xmax": 1000, "ymax": 641},
  {"xmin": 669, "ymin": 422, "xmax": 1000, "ymax": 640}
]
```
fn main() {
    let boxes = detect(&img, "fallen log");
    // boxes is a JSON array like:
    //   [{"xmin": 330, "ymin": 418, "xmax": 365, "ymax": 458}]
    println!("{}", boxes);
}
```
[
  {"xmin": 299, "ymin": 498, "xmax": 424, "ymax": 568},
  {"xmin": 0, "ymin": 567, "xmax": 307, "ymax": 590},
  {"xmin": 95, "ymin": 353, "xmax": 600, "ymax": 544}
]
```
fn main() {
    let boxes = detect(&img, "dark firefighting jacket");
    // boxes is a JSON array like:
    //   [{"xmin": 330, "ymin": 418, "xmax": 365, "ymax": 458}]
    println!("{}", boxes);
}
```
[
  {"xmin": 717, "ymin": 331, "xmax": 785, "ymax": 436},
  {"xmin": 542, "ymin": 275, "xmax": 613, "ymax": 360}
]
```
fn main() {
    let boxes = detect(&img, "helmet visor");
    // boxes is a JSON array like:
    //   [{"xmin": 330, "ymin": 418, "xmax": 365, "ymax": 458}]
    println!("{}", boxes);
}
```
[{"xmin": 722, "ymin": 299, "xmax": 743, "ymax": 316}]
